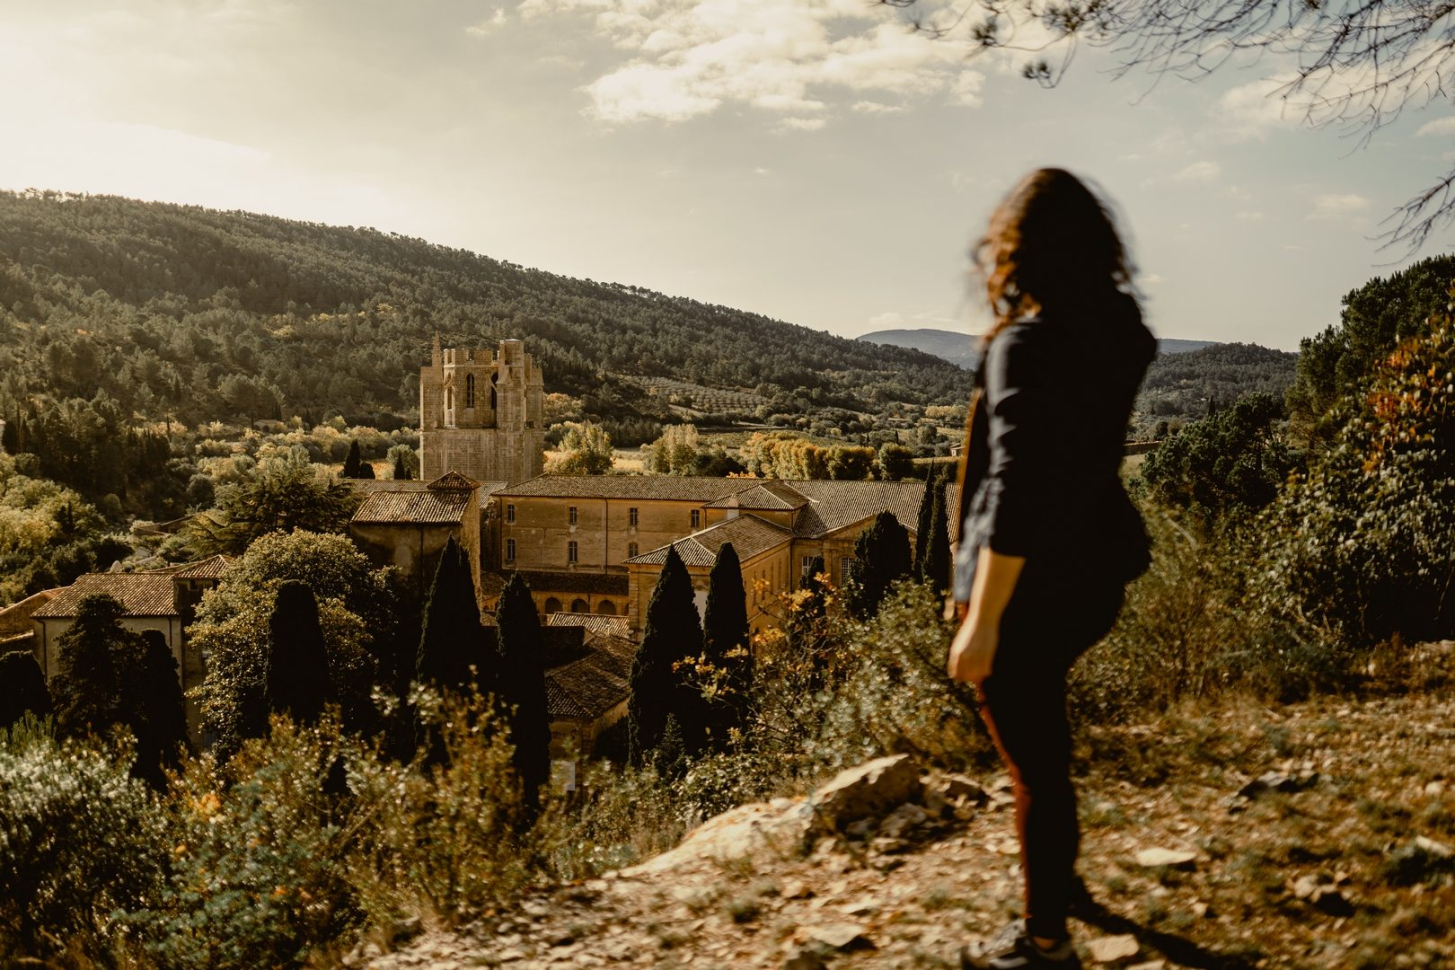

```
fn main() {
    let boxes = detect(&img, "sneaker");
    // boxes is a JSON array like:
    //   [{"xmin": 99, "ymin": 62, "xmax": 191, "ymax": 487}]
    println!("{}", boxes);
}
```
[{"xmin": 960, "ymin": 919, "xmax": 1082, "ymax": 969}]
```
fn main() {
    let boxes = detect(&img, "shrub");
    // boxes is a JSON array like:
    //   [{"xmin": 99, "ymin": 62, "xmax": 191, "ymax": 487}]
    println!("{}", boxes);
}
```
[{"xmin": 0, "ymin": 724, "xmax": 166, "ymax": 963}]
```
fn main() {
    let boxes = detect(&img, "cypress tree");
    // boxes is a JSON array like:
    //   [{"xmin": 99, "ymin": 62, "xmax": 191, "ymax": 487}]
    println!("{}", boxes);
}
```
[
  {"xmin": 52, "ymin": 594, "xmax": 129, "ymax": 738},
  {"xmin": 923, "ymin": 476, "xmax": 953, "ymax": 595},
  {"xmin": 702, "ymin": 542, "xmax": 750, "ymax": 749},
  {"xmin": 627, "ymin": 546, "xmax": 703, "ymax": 763},
  {"xmin": 913, "ymin": 470, "xmax": 936, "ymax": 578},
  {"xmin": 343, "ymin": 439, "xmax": 362, "ymax": 478},
  {"xmin": 393, "ymin": 452, "xmax": 412, "ymax": 480},
  {"xmin": 263, "ymin": 580, "xmax": 332, "ymax": 726},
  {"xmin": 417, "ymin": 536, "xmax": 484, "ymax": 691},
  {"xmin": 119, "ymin": 630, "xmax": 191, "ymax": 788},
  {"xmin": 0, "ymin": 413, "xmax": 16, "ymax": 454},
  {"xmin": 0, "ymin": 650, "xmax": 52, "ymax": 730},
  {"xmin": 496, "ymin": 572, "xmax": 552, "ymax": 813},
  {"xmin": 847, "ymin": 511, "xmax": 913, "ymax": 619}
]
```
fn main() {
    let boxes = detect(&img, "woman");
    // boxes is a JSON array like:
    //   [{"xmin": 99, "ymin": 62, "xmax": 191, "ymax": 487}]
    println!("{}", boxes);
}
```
[{"xmin": 947, "ymin": 168, "xmax": 1155, "ymax": 970}]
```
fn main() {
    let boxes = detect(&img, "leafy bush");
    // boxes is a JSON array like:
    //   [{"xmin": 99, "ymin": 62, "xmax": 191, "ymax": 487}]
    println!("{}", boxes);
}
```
[
  {"xmin": 0, "ymin": 721, "xmax": 166, "ymax": 963},
  {"xmin": 1259, "ymin": 315, "xmax": 1455, "ymax": 647}
]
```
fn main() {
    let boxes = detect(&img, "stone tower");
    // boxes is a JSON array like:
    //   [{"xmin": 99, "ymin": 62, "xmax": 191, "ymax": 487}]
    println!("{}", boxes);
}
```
[{"xmin": 419, "ymin": 337, "xmax": 545, "ymax": 485}]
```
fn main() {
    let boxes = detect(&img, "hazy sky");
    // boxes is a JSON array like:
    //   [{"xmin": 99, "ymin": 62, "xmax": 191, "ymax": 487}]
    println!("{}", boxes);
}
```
[{"xmin": 5, "ymin": 0, "xmax": 1455, "ymax": 351}]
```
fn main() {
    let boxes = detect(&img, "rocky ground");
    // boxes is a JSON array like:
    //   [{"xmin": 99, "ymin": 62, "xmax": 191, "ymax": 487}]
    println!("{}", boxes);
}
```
[{"xmin": 357, "ymin": 688, "xmax": 1455, "ymax": 970}]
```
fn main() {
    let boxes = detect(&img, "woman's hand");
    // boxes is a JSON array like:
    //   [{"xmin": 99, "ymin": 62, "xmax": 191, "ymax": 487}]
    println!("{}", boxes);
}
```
[{"xmin": 947, "ymin": 611, "xmax": 999, "ymax": 684}]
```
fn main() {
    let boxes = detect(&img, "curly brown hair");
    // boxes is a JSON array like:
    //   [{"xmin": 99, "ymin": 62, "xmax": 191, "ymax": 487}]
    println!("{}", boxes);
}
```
[{"xmin": 974, "ymin": 168, "xmax": 1137, "ymax": 343}]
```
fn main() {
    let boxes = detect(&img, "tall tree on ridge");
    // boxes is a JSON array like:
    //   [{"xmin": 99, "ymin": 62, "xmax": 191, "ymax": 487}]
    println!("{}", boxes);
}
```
[
  {"xmin": 0, "ymin": 650, "xmax": 52, "ymax": 731},
  {"xmin": 702, "ymin": 542, "xmax": 750, "ymax": 749},
  {"xmin": 628, "ymin": 546, "xmax": 703, "ymax": 764},
  {"xmin": 496, "ymin": 572, "xmax": 551, "ymax": 814},
  {"xmin": 847, "ymin": 511, "xmax": 913, "ymax": 620},
  {"xmin": 417, "ymin": 536, "xmax": 485, "ymax": 692},
  {"xmin": 263, "ymin": 580, "xmax": 332, "ymax": 727}
]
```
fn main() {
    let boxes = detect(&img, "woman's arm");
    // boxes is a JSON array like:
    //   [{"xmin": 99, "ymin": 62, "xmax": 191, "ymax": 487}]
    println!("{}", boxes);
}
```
[{"xmin": 946, "ymin": 546, "xmax": 1025, "ymax": 683}]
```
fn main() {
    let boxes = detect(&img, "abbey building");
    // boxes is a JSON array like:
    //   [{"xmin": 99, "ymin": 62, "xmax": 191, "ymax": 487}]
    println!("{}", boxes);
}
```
[{"xmin": 419, "ymin": 337, "xmax": 545, "ymax": 486}]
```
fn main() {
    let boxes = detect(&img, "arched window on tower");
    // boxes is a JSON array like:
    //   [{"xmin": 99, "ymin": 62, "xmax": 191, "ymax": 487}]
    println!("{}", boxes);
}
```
[{"xmin": 466, "ymin": 374, "xmax": 475, "ymax": 409}]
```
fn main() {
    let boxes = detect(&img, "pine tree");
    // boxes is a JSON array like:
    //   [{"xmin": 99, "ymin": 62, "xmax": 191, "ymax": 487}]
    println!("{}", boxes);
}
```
[
  {"xmin": 913, "ymin": 470, "xmax": 936, "ymax": 578},
  {"xmin": 496, "ymin": 572, "xmax": 552, "ymax": 813},
  {"xmin": 417, "ymin": 536, "xmax": 485, "ymax": 691},
  {"xmin": 0, "ymin": 649, "xmax": 52, "ymax": 730},
  {"xmin": 702, "ymin": 542, "xmax": 750, "ymax": 749},
  {"xmin": 923, "ymin": 476, "xmax": 953, "ymax": 595},
  {"xmin": 628, "ymin": 546, "xmax": 703, "ymax": 763},
  {"xmin": 118, "ymin": 630, "xmax": 191, "ymax": 788},
  {"xmin": 263, "ymin": 580, "xmax": 332, "ymax": 726},
  {"xmin": 52, "ymin": 594, "xmax": 131, "ymax": 738},
  {"xmin": 343, "ymin": 439, "xmax": 363, "ymax": 478},
  {"xmin": 847, "ymin": 511, "xmax": 913, "ymax": 620}
]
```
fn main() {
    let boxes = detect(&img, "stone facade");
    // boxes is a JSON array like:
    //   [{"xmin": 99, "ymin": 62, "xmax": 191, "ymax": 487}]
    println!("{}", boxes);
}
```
[{"xmin": 419, "ymin": 337, "xmax": 545, "ymax": 486}]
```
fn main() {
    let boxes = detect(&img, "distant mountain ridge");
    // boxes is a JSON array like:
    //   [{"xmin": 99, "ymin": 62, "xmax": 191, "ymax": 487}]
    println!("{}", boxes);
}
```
[{"xmin": 858, "ymin": 328, "xmax": 1219, "ymax": 369}]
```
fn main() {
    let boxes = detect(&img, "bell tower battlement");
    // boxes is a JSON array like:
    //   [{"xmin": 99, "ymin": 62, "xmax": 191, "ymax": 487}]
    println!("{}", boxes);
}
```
[{"xmin": 420, "ymin": 337, "xmax": 545, "ymax": 486}]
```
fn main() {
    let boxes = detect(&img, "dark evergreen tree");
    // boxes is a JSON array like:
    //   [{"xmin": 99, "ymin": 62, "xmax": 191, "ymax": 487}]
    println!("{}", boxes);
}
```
[
  {"xmin": 118, "ymin": 630, "xmax": 190, "ymax": 788},
  {"xmin": 627, "ymin": 547, "xmax": 702, "ymax": 763},
  {"xmin": 263, "ymin": 580, "xmax": 332, "ymax": 726},
  {"xmin": 912, "ymin": 470, "xmax": 936, "ymax": 578},
  {"xmin": 392, "ymin": 452, "xmax": 412, "ymax": 480},
  {"xmin": 0, "ymin": 649, "xmax": 52, "ymax": 729},
  {"xmin": 923, "ymin": 476, "xmax": 953, "ymax": 595},
  {"xmin": 51, "ymin": 594, "xmax": 131, "ymax": 738},
  {"xmin": 846, "ymin": 511, "xmax": 913, "ymax": 619},
  {"xmin": 417, "ymin": 536, "xmax": 485, "ymax": 691},
  {"xmin": 496, "ymin": 572, "xmax": 552, "ymax": 813},
  {"xmin": 342, "ymin": 439, "xmax": 363, "ymax": 478},
  {"xmin": 0, "ymin": 414, "xmax": 17, "ymax": 455},
  {"xmin": 702, "ymin": 542, "xmax": 750, "ymax": 749},
  {"xmin": 358, "ymin": 461, "xmax": 375, "ymax": 480}
]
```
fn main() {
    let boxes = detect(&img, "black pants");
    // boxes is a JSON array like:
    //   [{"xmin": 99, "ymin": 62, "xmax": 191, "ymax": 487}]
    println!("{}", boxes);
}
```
[{"xmin": 977, "ymin": 564, "xmax": 1124, "ymax": 941}]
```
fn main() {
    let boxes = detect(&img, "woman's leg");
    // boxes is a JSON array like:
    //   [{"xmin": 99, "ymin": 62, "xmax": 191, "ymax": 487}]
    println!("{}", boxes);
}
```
[{"xmin": 977, "ymin": 666, "xmax": 1077, "ymax": 942}]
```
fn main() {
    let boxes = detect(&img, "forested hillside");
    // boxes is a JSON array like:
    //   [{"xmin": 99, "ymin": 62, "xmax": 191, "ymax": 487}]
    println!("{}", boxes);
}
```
[
  {"xmin": 0, "ymin": 190, "xmax": 970, "ymax": 431},
  {"xmin": 1137, "ymin": 342, "xmax": 1297, "ymax": 428}
]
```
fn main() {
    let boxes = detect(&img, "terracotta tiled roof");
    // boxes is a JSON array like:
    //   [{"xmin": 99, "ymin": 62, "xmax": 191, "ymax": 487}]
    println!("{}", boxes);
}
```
[
  {"xmin": 172, "ymin": 555, "xmax": 233, "ymax": 580},
  {"xmin": 349, "ymin": 479, "xmax": 432, "ymax": 494},
  {"xmin": 352, "ymin": 487, "xmax": 474, "ymax": 525},
  {"xmin": 32, "ymin": 574, "xmax": 179, "ymax": 619},
  {"xmin": 703, "ymin": 480, "xmax": 809, "ymax": 511},
  {"xmin": 546, "ymin": 612, "xmax": 631, "ymax": 638},
  {"xmin": 0, "ymin": 588, "xmax": 60, "ymax": 637},
  {"xmin": 516, "ymin": 571, "xmax": 630, "ymax": 596},
  {"xmin": 786, "ymin": 480, "xmax": 962, "ymax": 541},
  {"xmin": 625, "ymin": 513, "xmax": 791, "ymax": 567},
  {"xmin": 428, "ymin": 470, "xmax": 480, "ymax": 491},
  {"xmin": 495, "ymin": 474, "xmax": 751, "ymax": 503},
  {"xmin": 545, "ymin": 648, "xmax": 632, "ymax": 722}
]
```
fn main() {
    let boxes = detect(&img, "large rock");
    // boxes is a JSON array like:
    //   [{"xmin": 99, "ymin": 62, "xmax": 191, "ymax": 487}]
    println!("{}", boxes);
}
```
[{"xmin": 809, "ymin": 755, "xmax": 923, "ymax": 834}]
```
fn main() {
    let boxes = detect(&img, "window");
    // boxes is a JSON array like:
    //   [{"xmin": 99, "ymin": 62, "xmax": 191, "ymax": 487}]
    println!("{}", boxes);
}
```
[
  {"xmin": 506, "ymin": 504, "xmax": 515, "ymax": 523},
  {"xmin": 840, "ymin": 557, "xmax": 856, "ymax": 582},
  {"xmin": 628, "ymin": 542, "xmax": 639, "ymax": 558},
  {"xmin": 568, "ymin": 540, "xmax": 579, "ymax": 563},
  {"xmin": 569, "ymin": 506, "xmax": 578, "ymax": 526},
  {"xmin": 801, "ymin": 555, "xmax": 814, "ymax": 577},
  {"xmin": 506, "ymin": 538, "xmax": 516, "ymax": 562},
  {"xmin": 628, "ymin": 507, "xmax": 639, "ymax": 527},
  {"xmin": 466, "ymin": 374, "xmax": 476, "ymax": 408},
  {"xmin": 571, "ymin": 598, "xmax": 589, "ymax": 613},
  {"xmin": 690, "ymin": 510, "xmax": 701, "ymax": 529}
]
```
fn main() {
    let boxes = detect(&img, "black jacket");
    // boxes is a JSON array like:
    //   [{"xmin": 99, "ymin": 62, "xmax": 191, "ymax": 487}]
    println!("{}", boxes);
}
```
[{"xmin": 953, "ymin": 293, "xmax": 1155, "ymax": 599}]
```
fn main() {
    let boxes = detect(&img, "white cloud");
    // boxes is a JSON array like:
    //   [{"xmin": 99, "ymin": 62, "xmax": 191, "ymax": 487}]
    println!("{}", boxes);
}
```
[
  {"xmin": 1170, "ymin": 160, "xmax": 1221, "ymax": 183},
  {"xmin": 753, "ymin": 166, "xmax": 772, "ymax": 175},
  {"xmin": 465, "ymin": 9, "xmax": 508, "ymax": 37},
  {"xmin": 1236, "ymin": 210, "xmax": 1264, "ymax": 222},
  {"xmin": 1309, "ymin": 193, "xmax": 1372, "ymax": 221},
  {"xmin": 528, "ymin": 0, "xmax": 985, "ymax": 127},
  {"xmin": 1416, "ymin": 116, "xmax": 1455, "ymax": 137},
  {"xmin": 779, "ymin": 116, "xmax": 827, "ymax": 132},
  {"xmin": 1211, "ymin": 73, "xmax": 1301, "ymax": 139},
  {"xmin": 852, "ymin": 100, "xmax": 904, "ymax": 114}
]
